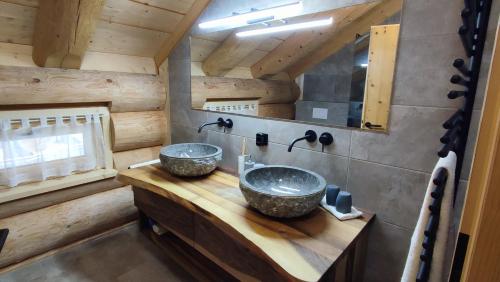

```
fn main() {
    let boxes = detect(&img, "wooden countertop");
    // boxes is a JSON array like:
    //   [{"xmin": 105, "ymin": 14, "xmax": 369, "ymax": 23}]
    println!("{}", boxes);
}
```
[{"xmin": 118, "ymin": 165, "xmax": 374, "ymax": 282}]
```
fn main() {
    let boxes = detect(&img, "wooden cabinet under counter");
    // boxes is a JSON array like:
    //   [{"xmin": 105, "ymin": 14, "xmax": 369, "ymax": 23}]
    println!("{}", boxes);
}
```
[{"xmin": 117, "ymin": 165, "xmax": 374, "ymax": 282}]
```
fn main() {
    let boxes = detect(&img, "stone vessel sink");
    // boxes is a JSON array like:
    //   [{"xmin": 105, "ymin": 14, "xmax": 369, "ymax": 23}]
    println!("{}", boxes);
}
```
[
  {"xmin": 239, "ymin": 165, "xmax": 327, "ymax": 218},
  {"xmin": 159, "ymin": 143, "xmax": 222, "ymax": 177}
]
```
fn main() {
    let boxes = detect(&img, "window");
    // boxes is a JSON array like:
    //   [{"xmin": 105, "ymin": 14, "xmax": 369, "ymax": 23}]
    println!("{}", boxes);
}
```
[{"xmin": 0, "ymin": 107, "xmax": 112, "ymax": 188}]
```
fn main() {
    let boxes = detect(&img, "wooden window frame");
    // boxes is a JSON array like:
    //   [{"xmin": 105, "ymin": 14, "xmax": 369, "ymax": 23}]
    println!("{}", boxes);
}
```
[{"xmin": 0, "ymin": 107, "xmax": 116, "ymax": 203}]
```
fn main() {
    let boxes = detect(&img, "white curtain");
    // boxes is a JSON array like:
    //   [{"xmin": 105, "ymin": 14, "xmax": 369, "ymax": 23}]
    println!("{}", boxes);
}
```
[{"xmin": 0, "ymin": 114, "xmax": 106, "ymax": 187}]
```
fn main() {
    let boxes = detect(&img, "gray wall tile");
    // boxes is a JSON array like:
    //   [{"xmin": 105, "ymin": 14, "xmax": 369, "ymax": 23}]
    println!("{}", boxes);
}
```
[
  {"xmin": 392, "ymin": 34, "xmax": 465, "ymax": 108},
  {"xmin": 206, "ymin": 111, "xmax": 352, "ymax": 157},
  {"xmin": 400, "ymin": 0, "xmax": 463, "ymax": 39},
  {"xmin": 171, "ymin": 123, "xmax": 207, "ymax": 144},
  {"xmin": 207, "ymin": 130, "xmax": 243, "ymax": 175},
  {"xmin": 245, "ymin": 140, "xmax": 350, "ymax": 188},
  {"xmin": 350, "ymin": 105, "xmax": 455, "ymax": 172},
  {"xmin": 364, "ymin": 220, "xmax": 412, "ymax": 282},
  {"xmin": 348, "ymin": 159, "xmax": 429, "ymax": 229}
]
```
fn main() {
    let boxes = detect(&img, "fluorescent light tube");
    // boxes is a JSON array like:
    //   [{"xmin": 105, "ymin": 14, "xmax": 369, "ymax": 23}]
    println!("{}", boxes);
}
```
[
  {"xmin": 199, "ymin": 2, "xmax": 303, "ymax": 30},
  {"xmin": 236, "ymin": 17, "xmax": 333, "ymax": 38}
]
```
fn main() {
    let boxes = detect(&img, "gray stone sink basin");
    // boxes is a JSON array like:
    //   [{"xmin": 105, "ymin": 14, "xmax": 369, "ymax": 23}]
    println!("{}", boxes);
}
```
[
  {"xmin": 239, "ymin": 165, "xmax": 327, "ymax": 218},
  {"xmin": 159, "ymin": 143, "xmax": 222, "ymax": 177}
]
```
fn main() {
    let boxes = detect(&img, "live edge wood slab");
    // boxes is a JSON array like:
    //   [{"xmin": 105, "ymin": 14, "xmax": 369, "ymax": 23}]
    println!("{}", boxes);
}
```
[{"xmin": 117, "ymin": 165, "xmax": 374, "ymax": 282}]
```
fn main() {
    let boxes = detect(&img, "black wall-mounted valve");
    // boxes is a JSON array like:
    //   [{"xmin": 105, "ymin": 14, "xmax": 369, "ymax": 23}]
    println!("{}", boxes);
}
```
[
  {"xmin": 319, "ymin": 132, "xmax": 333, "ymax": 152},
  {"xmin": 256, "ymin": 133, "xmax": 268, "ymax": 146}
]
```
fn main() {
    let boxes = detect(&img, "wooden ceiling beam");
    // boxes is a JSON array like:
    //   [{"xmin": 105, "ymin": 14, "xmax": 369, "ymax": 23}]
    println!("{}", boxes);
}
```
[
  {"xmin": 202, "ymin": 32, "xmax": 265, "ymax": 76},
  {"xmin": 287, "ymin": 0, "xmax": 402, "ymax": 79},
  {"xmin": 154, "ymin": 0, "xmax": 211, "ymax": 68},
  {"xmin": 32, "ymin": 0, "xmax": 104, "ymax": 69}
]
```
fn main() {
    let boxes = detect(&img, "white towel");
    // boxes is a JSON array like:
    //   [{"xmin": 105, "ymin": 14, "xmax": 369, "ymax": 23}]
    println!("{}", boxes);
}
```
[
  {"xmin": 401, "ymin": 152, "xmax": 456, "ymax": 282},
  {"xmin": 320, "ymin": 196, "xmax": 363, "ymax": 220}
]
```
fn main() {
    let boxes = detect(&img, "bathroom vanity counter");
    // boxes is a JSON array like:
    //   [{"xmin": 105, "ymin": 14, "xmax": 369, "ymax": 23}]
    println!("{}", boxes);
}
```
[{"xmin": 118, "ymin": 165, "xmax": 374, "ymax": 282}]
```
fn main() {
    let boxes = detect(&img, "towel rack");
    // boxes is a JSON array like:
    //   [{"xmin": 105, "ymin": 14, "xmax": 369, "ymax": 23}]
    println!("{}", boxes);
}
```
[
  {"xmin": 0, "ymin": 229, "xmax": 8, "ymax": 255},
  {"xmin": 417, "ymin": 0, "xmax": 492, "ymax": 281}
]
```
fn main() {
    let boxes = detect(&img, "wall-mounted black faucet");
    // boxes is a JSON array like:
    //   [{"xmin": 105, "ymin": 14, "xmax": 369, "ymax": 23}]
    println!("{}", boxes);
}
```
[
  {"xmin": 288, "ymin": 130, "xmax": 317, "ymax": 152},
  {"xmin": 198, "ymin": 117, "xmax": 233, "ymax": 133},
  {"xmin": 319, "ymin": 132, "xmax": 334, "ymax": 152}
]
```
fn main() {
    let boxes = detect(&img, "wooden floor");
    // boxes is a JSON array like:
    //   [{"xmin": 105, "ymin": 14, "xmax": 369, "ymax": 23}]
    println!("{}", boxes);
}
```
[{"xmin": 0, "ymin": 224, "xmax": 196, "ymax": 282}]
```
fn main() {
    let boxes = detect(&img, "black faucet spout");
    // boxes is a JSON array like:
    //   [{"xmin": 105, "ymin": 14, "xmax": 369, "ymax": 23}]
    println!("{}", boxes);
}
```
[
  {"xmin": 197, "ymin": 117, "xmax": 233, "ymax": 133},
  {"xmin": 288, "ymin": 136, "xmax": 307, "ymax": 152},
  {"xmin": 197, "ymin": 121, "xmax": 220, "ymax": 133},
  {"xmin": 287, "ymin": 130, "xmax": 317, "ymax": 152}
]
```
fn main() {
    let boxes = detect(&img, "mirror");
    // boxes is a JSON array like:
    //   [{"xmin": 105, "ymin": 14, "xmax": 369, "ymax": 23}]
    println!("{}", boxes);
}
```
[{"xmin": 190, "ymin": 0, "xmax": 403, "ymax": 131}]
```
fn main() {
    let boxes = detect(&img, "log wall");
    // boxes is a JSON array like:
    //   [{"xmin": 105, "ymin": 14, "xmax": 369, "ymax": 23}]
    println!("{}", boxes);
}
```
[{"xmin": 0, "ymin": 63, "xmax": 168, "ymax": 269}]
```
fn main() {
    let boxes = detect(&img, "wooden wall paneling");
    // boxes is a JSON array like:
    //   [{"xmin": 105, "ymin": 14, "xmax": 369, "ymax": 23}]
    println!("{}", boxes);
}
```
[
  {"xmin": 191, "ymin": 76, "xmax": 299, "ymax": 108},
  {"xmin": 202, "ymin": 32, "xmax": 266, "ymax": 76},
  {"xmin": 194, "ymin": 29, "xmax": 231, "ymax": 42},
  {"xmin": 133, "ymin": 0, "xmax": 196, "ymax": 14},
  {"xmin": 0, "ymin": 186, "xmax": 137, "ymax": 268},
  {"xmin": 154, "ymin": 0, "xmax": 211, "ymax": 67},
  {"xmin": 287, "ymin": 0, "xmax": 403, "ymax": 79},
  {"xmin": 113, "ymin": 146, "xmax": 162, "ymax": 171},
  {"xmin": 458, "ymin": 18, "xmax": 500, "ymax": 281},
  {"xmin": 100, "ymin": 0, "xmax": 183, "ymax": 33},
  {"xmin": 110, "ymin": 111, "xmax": 166, "ymax": 152},
  {"xmin": 0, "ymin": 66, "xmax": 166, "ymax": 112},
  {"xmin": 32, "ymin": 0, "xmax": 105, "ymax": 69},
  {"xmin": 250, "ymin": 2, "xmax": 379, "ymax": 79},
  {"xmin": 360, "ymin": 24, "xmax": 400, "ymax": 131},
  {"xmin": 81, "ymin": 51, "xmax": 157, "ymax": 74},
  {"xmin": 191, "ymin": 62, "xmax": 253, "ymax": 79},
  {"xmin": 110, "ymin": 72, "xmax": 166, "ymax": 112},
  {"xmin": 0, "ymin": 178, "xmax": 123, "ymax": 219},
  {"xmin": 0, "ymin": 1, "xmax": 36, "ymax": 45},
  {"xmin": 1, "ymin": 0, "xmax": 39, "ymax": 8},
  {"xmin": 89, "ymin": 21, "xmax": 169, "ymax": 57},
  {"xmin": 190, "ymin": 36, "xmax": 220, "ymax": 62},
  {"xmin": 0, "ymin": 42, "xmax": 34, "ymax": 67},
  {"xmin": 258, "ymin": 104, "xmax": 295, "ymax": 120},
  {"xmin": 0, "ymin": 66, "xmax": 114, "ymax": 105},
  {"xmin": 237, "ymin": 49, "xmax": 268, "ymax": 68},
  {"xmin": 0, "ymin": 42, "xmax": 157, "ymax": 74},
  {"xmin": 257, "ymin": 37, "xmax": 284, "ymax": 52}
]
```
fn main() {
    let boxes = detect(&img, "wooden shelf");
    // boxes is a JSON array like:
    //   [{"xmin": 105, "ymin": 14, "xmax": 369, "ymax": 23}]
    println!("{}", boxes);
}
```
[{"xmin": 118, "ymin": 165, "xmax": 374, "ymax": 281}]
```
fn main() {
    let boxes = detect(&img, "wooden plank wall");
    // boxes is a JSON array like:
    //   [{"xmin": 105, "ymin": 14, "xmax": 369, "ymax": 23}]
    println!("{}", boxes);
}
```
[
  {"xmin": 0, "ymin": 187, "xmax": 137, "ymax": 268},
  {"xmin": 191, "ymin": 75, "xmax": 300, "ymax": 112},
  {"xmin": 0, "ymin": 62, "xmax": 168, "ymax": 269}
]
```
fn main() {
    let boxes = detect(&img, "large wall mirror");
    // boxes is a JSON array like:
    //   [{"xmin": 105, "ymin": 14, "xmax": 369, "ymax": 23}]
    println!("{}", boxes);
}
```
[{"xmin": 190, "ymin": 0, "xmax": 403, "ymax": 131}]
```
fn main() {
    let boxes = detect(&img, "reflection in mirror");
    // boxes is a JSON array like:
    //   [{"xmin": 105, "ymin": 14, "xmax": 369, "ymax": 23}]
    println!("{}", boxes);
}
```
[{"xmin": 190, "ymin": 0, "xmax": 403, "ymax": 131}]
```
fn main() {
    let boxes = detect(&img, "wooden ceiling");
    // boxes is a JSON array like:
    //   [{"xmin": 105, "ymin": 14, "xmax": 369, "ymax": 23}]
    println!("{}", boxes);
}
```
[
  {"xmin": 0, "ymin": 0, "xmax": 401, "ymax": 76},
  {"xmin": 0, "ymin": 0, "xmax": 209, "ymax": 71}
]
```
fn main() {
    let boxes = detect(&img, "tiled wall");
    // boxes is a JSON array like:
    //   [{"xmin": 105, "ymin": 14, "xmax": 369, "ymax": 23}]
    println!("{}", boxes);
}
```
[{"xmin": 168, "ymin": 1, "xmax": 499, "ymax": 281}]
